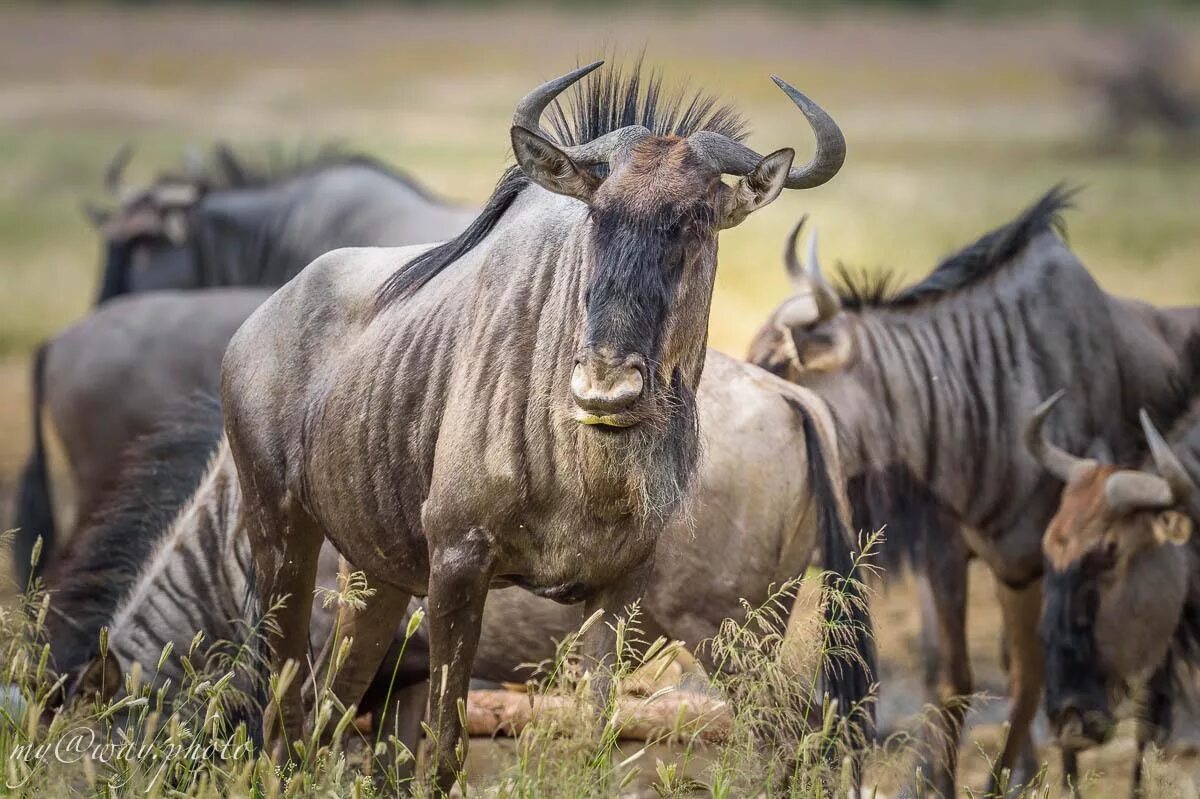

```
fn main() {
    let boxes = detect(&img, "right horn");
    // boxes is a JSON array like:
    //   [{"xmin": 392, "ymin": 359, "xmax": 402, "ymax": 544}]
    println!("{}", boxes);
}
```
[
  {"xmin": 1024, "ymin": 390, "xmax": 1095, "ymax": 483},
  {"xmin": 687, "ymin": 77, "xmax": 845, "ymax": 189},
  {"xmin": 1141, "ymin": 409, "xmax": 1195, "ymax": 503}
]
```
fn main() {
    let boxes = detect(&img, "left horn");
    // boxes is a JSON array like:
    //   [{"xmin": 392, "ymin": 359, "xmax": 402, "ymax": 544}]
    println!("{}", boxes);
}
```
[
  {"xmin": 1024, "ymin": 391, "xmax": 1095, "ymax": 483},
  {"xmin": 688, "ymin": 77, "xmax": 845, "ymax": 189},
  {"xmin": 512, "ymin": 61, "xmax": 650, "ymax": 165},
  {"xmin": 1141, "ymin": 409, "xmax": 1195, "ymax": 503}
]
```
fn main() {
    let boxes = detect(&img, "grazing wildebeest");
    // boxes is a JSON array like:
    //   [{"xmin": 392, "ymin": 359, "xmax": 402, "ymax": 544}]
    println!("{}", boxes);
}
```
[
  {"xmin": 14, "ymin": 150, "xmax": 477, "ymax": 582},
  {"xmin": 221, "ymin": 61, "xmax": 848, "ymax": 788},
  {"xmin": 747, "ymin": 191, "xmax": 1200, "ymax": 796},
  {"xmin": 1027, "ymin": 394, "xmax": 1200, "ymax": 797}
]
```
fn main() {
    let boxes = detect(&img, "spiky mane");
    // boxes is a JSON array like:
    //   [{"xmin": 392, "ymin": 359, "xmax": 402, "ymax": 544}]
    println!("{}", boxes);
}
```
[
  {"xmin": 835, "ymin": 185, "xmax": 1077, "ymax": 310},
  {"xmin": 374, "ymin": 59, "xmax": 749, "ymax": 309}
]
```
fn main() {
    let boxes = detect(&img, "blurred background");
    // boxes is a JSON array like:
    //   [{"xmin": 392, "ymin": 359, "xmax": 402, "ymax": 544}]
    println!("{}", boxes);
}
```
[{"xmin": 1, "ymin": 1, "xmax": 1198, "ymax": 793}]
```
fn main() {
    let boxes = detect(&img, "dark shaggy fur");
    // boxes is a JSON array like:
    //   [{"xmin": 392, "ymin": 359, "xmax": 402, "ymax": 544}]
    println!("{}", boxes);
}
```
[
  {"xmin": 374, "ymin": 59, "xmax": 749, "ymax": 308},
  {"xmin": 12, "ymin": 342, "xmax": 54, "ymax": 585},
  {"xmin": 835, "ymin": 185, "xmax": 1077, "ymax": 310},
  {"xmin": 44, "ymin": 394, "xmax": 225, "ymax": 677}
]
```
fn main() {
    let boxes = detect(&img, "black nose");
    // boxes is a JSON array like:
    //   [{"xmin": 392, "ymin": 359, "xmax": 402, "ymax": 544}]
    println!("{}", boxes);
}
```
[{"xmin": 571, "ymin": 347, "xmax": 647, "ymax": 415}]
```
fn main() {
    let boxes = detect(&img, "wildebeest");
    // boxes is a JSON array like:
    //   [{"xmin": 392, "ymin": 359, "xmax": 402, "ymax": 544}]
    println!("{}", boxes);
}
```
[
  {"xmin": 88, "ymin": 144, "xmax": 477, "ymax": 303},
  {"xmin": 33, "ymin": 263, "xmax": 871, "ymax": 785},
  {"xmin": 46, "ymin": 346, "xmax": 863, "ymax": 777},
  {"xmin": 12, "ymin": 290, "xmax": 266, "ymax": 584},
  {"xmin": 221, "ymin": 60, "xmax": 848, "ymax": 788},
  {"xmin": 747, "ymin": 191, "xmax": 1200, "ymax": 796},
  {"xmin": 14, "ymin": 151, "xmax": 478, "ymax": 582},
  {"xmin": 1028, "ymin": 394, "xmax": 1200, "ymax": 797}
]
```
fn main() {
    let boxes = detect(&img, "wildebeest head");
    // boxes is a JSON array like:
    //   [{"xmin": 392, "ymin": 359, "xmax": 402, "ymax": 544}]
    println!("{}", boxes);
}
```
[
  {"xmin": 510, "ymin": 62, "xmax": 846, "ymax": 429},
  {"xmin": 86, "ymin": 144, "xmax": 248, "ymax": 303},
  {"xmin": 746, "ymin": 216, "xmax": 852, "ymax": 383},
  {"xmin": 1027, "ymin": 394, "xmax": 1195, "ymax": 750}
]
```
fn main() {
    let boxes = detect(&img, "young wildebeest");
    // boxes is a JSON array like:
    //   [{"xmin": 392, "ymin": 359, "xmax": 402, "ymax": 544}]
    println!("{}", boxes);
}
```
[
  {"xmin": 221, "ymin": 61, "xmax": 848, "ymax": 788},
  {"xmin": 747, "ymin": 192, "xmax": 1200, "ymax": 796},
  {"xmin": 14, "ymin": 151, "xmax": 477, "ymax": 582},
  {"xmin": 1027, "ymin": 395, "xmax": 1200, "ymax": 797}
]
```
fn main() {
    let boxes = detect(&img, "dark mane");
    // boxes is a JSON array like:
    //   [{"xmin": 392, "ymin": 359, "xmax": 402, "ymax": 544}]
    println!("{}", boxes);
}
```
[
  {"xmin": 154, "ymin": 142, "xmax": 438, "ymax": 200},
  {"xmin": 835, "ymin": 185, "xmax": 1077, "ymax": 311},
  {"xmin": 44, "ymin": 394, "xmax": 224, "ymax": 675},
  {"xmin": 374, "ymin": 59, "xmax": 749, "ymax": 310}
]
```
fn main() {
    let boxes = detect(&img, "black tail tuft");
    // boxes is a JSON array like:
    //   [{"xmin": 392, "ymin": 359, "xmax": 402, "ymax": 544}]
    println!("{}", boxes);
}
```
[
  {"xmin": 13, "ymin": 341, "xmax": 55, "ymax": 586},
  {"xmin": 789, "ymin": 399, "xmax": 877, "ymax": 745}
]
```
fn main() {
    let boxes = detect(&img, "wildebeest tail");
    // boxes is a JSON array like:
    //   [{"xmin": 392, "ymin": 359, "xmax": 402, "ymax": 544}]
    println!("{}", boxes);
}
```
[
  {"xmin": 793, "ymin": 402, "xmax": 877, "ymax": 744},
  {"xmin": 13, "ymin": 341, "xmax": 54, "ymax": 586}
]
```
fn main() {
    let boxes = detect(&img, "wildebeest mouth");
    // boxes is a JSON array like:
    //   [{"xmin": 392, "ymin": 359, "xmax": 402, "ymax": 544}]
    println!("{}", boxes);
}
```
[
  {"xmin": 573, "ymin": 409, "xmax": 640, "ymax": 429},
  {"xmin": 1053, "ymin": 709, "xmax": 1115, "ymax": 750}
]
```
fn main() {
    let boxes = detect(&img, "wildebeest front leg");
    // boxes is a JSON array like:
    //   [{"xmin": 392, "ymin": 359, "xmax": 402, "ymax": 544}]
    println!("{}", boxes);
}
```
[
  {"xmin": 1131, "ymin": 657, "xmax": 1174, "ymax": 799},
  {"xmin": 909, "ymin": 533, "xmax": 971, "ymax": 798},
  {"xmin": 579, "ymin": 557, "xmax": 655, "ymax": 726},
  {"xmin": 985, "ymin": 579, "xmax": 1044, "ymax": 798},
  {"xmin": 425, "ymin": 528, "xmax": 495, "ymax": 793}
]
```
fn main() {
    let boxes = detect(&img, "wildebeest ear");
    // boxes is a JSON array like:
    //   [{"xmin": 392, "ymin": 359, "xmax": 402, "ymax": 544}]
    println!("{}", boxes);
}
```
[
  {"xmin": 73, "ymin": 650, "xmax": 122, "ymax": 703},
  {"xmin": 511, "ymin": 126, "xmax": 599, "ymax": 204},
  {"xmin": 1152, "ymin": 510, "xmax": 1193, "ymax": 546},
  {"xmin": 719, "ymin": 147, "xmax": 795, "ymax": 229}
]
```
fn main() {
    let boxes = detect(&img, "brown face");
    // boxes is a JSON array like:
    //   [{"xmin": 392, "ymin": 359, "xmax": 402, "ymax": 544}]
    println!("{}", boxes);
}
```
[
  {"xmin": 512, "ymin": 125, "xmax": 794, "ymax": 429},
  {"xmin": 571, "ymin": 137, "xmax": 725, "ymax": 427},
  {"xmin": 1040, "ymin": 465, "xmax": 1193, "ymax": 749}
]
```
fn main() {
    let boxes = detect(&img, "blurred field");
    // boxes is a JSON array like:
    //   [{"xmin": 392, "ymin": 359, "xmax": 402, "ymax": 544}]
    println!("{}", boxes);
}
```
[{"xmin": 1, "ymin": 4, "xmax": 1199, "ymax": 796}]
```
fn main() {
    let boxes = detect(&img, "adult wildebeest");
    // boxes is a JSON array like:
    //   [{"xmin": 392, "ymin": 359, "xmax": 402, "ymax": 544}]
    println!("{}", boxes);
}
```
[
  {"xmin": 747, "ymin": 191, "xmax": 1200, "ymax": 796},
  {"xmin": 88, "ymin": 144, "xmax": 478, "ymax": 303},
  {"xmin": 46, "ymin": 348, "xmax": 862, "ymax": 782},
  {"xmin": 35, "ymin": 270, "xmax": 871, "ymax": 788},
  {"xmin": 221, "ymin": 60, "xmax": 848, "ymax": 789},
  {"xmin": 1028, "ymin": 394, "xmax": 1200, "ymax": 797},
  {"xmin": 13, "ymin": 151, "xmax": 478, "ymax": 582}
]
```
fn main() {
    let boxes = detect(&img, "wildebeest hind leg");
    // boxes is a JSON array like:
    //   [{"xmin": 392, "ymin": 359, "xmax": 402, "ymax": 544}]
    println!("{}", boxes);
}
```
[
  {"xmin": 308, "ymin": 576, "xmax": 412, "ymax": 740},
  {"xmin": 425, "ymin": 528, "xmax": 495, "ymax": 794},
  {"xmin": 244, "ymin": 497, "xmax": 324, "ymax": 762}
]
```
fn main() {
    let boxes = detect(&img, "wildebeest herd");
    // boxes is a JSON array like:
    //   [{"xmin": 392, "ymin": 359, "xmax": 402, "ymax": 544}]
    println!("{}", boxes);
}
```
[{"xmin": 11, "ymin": 60, "xmax": 1200, "ymax": 797}]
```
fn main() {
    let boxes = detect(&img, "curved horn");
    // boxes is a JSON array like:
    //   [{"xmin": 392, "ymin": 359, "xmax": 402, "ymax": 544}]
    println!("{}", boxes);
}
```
[
  {"xmin": 687, "ymin": 77, "xmax": 845, "ymax": 189},
  {"xmin": 1024, "ymin": 390, "xmax": 1095, "ymax": 483},
  {"xmin": 1141, "ymin": 409, "xmax": 1195, "ymax": 503},
  {"xmin": 782, "ymin": 215, "xmax": 841, "ymax": 324},
  {"xmin": 511, "ymin": 61, "xmax": 651, "ymax": 166},
  {"xmin": 104, "ymin": 144, "xmax": 133, "ymax": 196},
  {"xmin": 213, "ymin": 142, "xmax": 249, "ymax": 186},
  {"xmin": 1104, "ymin": 471, "xmax": 1174, "ymax": 516}
]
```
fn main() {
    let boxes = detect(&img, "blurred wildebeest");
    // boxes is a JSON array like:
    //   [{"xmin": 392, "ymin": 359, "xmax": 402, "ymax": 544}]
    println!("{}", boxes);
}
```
[
  {"xmin": 88, "ymin": 143, "xmax": 478, "ymax": 303},
  {"xmin": 747, "ymin": 190, "xmax": 1200, "ymax": 796},
  {"xmin": 1028, "ymin": 395, "xmax": 1200, "ymax": 797},
  {"xmin": 222, "ymin": 60, "xmax": 851, "ymax": 789},
  {"xmin": 1069, "ymin": 26, "xmax": 1200, "ymax": 150},
  {"xmin": 13, "ymin": 150, "xmax": 478, "ymax": 583}
]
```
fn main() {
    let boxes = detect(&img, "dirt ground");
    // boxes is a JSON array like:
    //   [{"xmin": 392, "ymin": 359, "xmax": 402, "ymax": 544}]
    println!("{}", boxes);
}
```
[{"xmin": 2, "ymin": 4, "xmax": 1199, "ymax": 795}]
